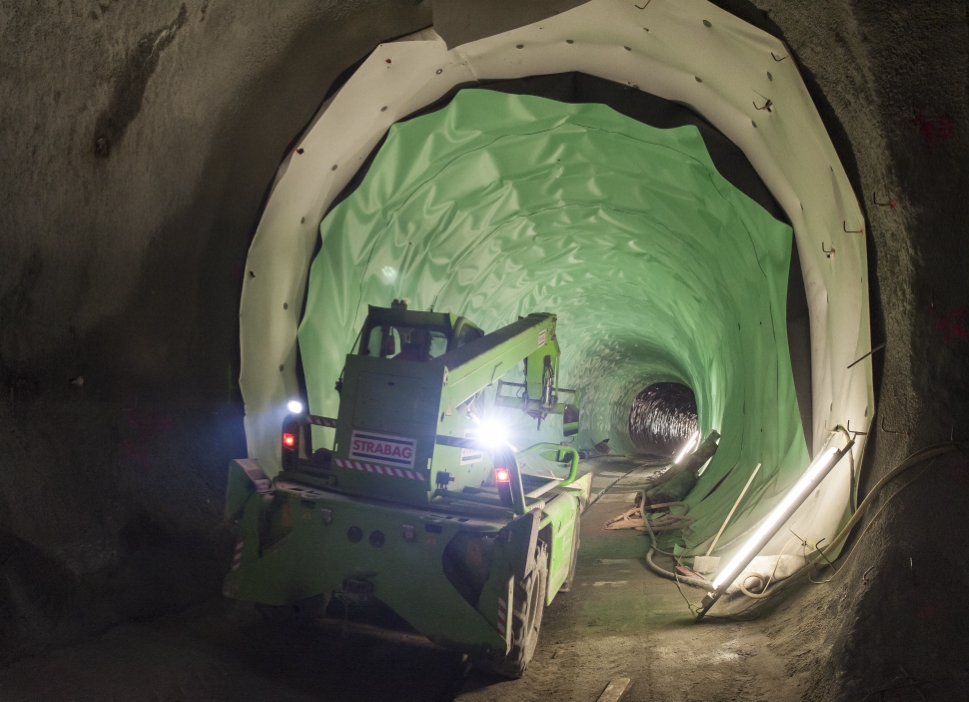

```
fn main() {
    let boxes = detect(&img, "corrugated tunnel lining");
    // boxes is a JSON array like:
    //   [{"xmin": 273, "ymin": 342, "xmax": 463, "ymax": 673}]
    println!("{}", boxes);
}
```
[
  {"xmin": 297, "ymin": 87, "xmax": 811, "ymax": 555},
  {"xmin": 318, "ymin": 72, "xmax": 812, "ymax": 452}
]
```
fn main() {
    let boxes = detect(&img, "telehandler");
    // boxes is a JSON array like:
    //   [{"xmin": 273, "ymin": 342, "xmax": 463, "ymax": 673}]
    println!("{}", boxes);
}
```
[{"xmin": 223, "ymin": 302, "xmax": 588, "ymax": 676}]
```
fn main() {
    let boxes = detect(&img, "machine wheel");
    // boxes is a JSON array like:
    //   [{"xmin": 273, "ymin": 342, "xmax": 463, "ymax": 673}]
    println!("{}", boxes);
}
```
[
  {"xmin": 559, "ymin": 509, "xmax": 581, "ymax": 592},
  {"xmin": 478, "ymin": 542, "xmax": 548, "ymax": 679}
]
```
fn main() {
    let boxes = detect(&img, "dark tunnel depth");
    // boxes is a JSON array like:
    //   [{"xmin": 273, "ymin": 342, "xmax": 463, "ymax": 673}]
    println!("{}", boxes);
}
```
[{"xmin": 628, "ymin": 382, "xmax": 699, "ymax": 456}]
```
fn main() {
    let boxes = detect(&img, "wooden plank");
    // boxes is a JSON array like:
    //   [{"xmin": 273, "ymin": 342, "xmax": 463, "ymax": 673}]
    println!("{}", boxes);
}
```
[{"xmin": 597, "ymin": 677, "xmax": 631, "ymax": 702}]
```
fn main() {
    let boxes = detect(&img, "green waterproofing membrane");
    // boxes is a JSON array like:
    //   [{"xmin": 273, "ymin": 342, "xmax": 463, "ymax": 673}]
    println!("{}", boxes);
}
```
[{"xmin": 298, "ymin": 89, "xmax": 810, "ymax": 553}]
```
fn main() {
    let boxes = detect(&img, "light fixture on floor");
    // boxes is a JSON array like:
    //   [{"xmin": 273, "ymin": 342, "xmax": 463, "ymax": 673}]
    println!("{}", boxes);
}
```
[
  {"xmin": 674, "ymin": 430, "xmax": 700, "ymax": 464},
  {"xmin": 694, "ymin": 439, "xmax": 854, "ymax": 621}
]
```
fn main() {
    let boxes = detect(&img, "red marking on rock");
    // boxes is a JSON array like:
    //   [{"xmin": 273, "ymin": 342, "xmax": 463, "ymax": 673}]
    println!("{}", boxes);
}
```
[
  {"xmin": 934, "ymin": 309, "xmax": 969, "ymax": 345},
  {"xmin": 912, "ymin": 112, "xmax": 954, "ymax": 145}
]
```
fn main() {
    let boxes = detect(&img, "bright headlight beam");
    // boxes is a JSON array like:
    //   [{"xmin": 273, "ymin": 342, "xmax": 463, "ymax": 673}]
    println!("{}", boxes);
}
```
[
  {"xmin": 674, "ymin": 430, "xmax": 700, "ymax": 464},
  {"xmin": 287, "ymin": 400, "xmax": 304, "ymax": 414},
  {"xmin": 475, "ymin": 418, "xmax": 509, "ymax": 450},
  {"xmin": 696, "ymin": 441, "xmax": 853, "ymax": 621}
]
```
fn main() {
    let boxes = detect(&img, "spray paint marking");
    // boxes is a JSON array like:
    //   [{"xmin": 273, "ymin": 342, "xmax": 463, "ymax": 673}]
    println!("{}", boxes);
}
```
[
  {"xmin": 912, "ymin": 112, "xmax": 954, "ymax": 145},
  {"xmin": 935, "ymin": 309, "xmax": 969, "ymax": 345},
  {"xmin": 334, "ymin": 458, "xmax": 425, "ymax": 481},
  {"xmin": 232, "ymin": 540, "xmax": 244, "ymax": 571}
]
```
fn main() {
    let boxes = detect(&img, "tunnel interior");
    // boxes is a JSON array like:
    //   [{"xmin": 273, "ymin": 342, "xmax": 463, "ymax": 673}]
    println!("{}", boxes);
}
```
[
  {"xmin": 4, "ymin": 0, "xmax": 969, "ymax": 697},
  {"xmin": 297, "ymin": 84, "xmax": 810, "ymax": 554}
]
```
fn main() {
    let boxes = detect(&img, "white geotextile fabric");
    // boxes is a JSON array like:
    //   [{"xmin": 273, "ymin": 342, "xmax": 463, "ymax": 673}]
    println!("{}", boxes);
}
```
[{"xmin": 238, "ymin": 0, "xmax": 873, "ymax": 573}]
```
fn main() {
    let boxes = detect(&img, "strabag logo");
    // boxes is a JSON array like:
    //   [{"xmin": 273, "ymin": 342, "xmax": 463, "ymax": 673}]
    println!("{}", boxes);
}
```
[{"xmin": 349, "ymin": 430, "xmax": 417, "ymax": 469}]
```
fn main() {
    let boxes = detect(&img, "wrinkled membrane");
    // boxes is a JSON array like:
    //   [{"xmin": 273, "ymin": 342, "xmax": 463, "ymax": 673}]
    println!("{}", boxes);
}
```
[{"xmin": 298, "ymin": 90, "xmax": 809, "ymax": 553}]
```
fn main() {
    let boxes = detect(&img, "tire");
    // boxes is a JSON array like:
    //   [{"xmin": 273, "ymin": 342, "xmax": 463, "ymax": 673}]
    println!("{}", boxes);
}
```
[
  {"xmin": 478, "ymin": 542, "xmax": 548, "ymax": 679},
  {"xmin": 559, "ymin": 509, "xmax": 581, "ymax": 592}
]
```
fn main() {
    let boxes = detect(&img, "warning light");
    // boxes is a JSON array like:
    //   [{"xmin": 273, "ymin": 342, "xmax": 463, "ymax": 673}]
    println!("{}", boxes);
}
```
[
  {"xmin": 495, "ymin": 465, "xmax": 514, "ymax": 508},
  {"xmin": 282, "ymin": 432, "xmax": 296, "ymax": 448}
]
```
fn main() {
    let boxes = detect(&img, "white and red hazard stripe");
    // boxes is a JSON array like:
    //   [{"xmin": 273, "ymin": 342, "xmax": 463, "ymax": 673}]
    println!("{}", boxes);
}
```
[
  {"xmin": 231, "ymin": 540, "xmax": 245, "ymax": 571},
  {"xmin": 333, "ymin": 458, "xmax": 426, "ymax": 481},
  {"xmin": 307, "ymin": 415, "xmax": 337, "ymax": 428},
  {"xmin": 497, "ymin": 597, "xmax": 508, "ymax": 637}
]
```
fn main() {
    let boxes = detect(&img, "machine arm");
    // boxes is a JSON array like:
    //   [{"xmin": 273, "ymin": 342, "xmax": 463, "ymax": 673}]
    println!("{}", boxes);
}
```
[{"xmin": 434, "ymin": 313, "xmax": 559, "ymax": 412}]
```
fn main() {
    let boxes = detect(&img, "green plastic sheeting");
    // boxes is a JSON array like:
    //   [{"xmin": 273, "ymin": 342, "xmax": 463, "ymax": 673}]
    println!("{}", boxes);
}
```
[{"xmin": 298, "ymin": 89, "xmax": 810, "ymax": 554}]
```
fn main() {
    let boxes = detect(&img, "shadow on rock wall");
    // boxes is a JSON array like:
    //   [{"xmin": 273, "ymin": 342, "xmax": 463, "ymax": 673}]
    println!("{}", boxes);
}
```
[{"xmin": 0, "ymin": 0, "xmax": 431, "ymax": 658}]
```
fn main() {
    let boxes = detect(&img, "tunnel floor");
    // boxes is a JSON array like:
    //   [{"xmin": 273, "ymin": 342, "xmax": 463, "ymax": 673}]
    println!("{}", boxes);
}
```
[
  {"xmin": 0, "ymin": 457, "xmax": 818, "ymax": 702},
  {"xmin": 458, "ymin": 456, "xmax": 807, "ymax": 702}
]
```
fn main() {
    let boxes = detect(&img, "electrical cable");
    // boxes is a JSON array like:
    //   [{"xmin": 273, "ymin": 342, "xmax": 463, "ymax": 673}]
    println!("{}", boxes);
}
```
[
  {"xmin": 726, "ymin": 441, "xmax": 962, "ymax": 604},
  {"xmin": 645, "ymin": 547, "xmax": 712, "ymax": 590},
  {"xmin": 736, "ymin": 535, "xmax": 802, "ymax": 598},
  {"xmin": 809, "ymin": 459, "xmax": 936, "ymax": 584},
  {"xmin": 640, "ymin": 503, "xmax": 767, "ymax": 621},
  {"xmin": 641, "ymin": 503, "xmax": 712, "ymax": 590}
]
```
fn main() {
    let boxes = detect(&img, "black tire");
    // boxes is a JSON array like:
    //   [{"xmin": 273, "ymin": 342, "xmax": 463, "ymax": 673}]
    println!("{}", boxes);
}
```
[
  {"xmin": 478, "ymin": 542, "xmax": 548, "ymax": 679},
  {"xmin": 559, "ymin": 509, "xmax": 581, "ymax": 592}
]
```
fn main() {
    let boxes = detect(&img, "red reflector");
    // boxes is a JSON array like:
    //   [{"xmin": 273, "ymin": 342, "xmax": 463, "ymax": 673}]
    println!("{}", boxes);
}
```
[
  {"xmin": 282, "ymin": 433, "xmax": 296, "ymax": 448},
  {"xmin": 495, "ymin": 468, "xmax": 510, "ymax": 483}
]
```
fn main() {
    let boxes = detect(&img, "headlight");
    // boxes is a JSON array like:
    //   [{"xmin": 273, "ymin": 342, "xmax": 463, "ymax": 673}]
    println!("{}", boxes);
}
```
[{"xmin": 476, "ymin": 418, "xmax": 509, "ymax": 449}]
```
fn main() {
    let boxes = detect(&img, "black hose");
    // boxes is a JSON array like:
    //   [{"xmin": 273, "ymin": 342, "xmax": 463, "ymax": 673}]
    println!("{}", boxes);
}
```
[{"xmin": 646, "ymin": 547, "xmax": 712, "ymax": 590}]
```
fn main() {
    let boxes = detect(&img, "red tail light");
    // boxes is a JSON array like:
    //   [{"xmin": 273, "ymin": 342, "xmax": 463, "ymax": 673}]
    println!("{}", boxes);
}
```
[
  {"xmin": 282, "ymin": 432, "xmax": 296, "ymax": 448},
  {"xmin": 495, "ymin": 468, "xmax": 510, "ymax": 483}
]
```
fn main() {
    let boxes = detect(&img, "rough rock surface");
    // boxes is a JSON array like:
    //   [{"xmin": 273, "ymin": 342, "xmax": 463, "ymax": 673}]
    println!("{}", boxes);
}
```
[{"xmin": 0, "ymin": 0, "xmax": 432, "ymax": 658}]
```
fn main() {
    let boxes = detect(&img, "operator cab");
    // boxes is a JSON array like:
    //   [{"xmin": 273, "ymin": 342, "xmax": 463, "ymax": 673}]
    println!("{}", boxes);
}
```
[{"xmin": 358, "ymin": 299, "xmax": 484, "ymax": 362}]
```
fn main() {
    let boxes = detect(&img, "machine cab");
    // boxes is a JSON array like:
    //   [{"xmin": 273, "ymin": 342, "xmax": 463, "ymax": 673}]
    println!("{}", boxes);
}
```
[{"xmin": 358, "ymin": 300, "xmax": 484, "ymax": 362}]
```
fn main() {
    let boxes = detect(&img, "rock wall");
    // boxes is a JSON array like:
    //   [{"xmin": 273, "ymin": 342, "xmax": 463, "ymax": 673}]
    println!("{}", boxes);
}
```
[
  {"xmin": 735, "ymin": 1, "xmax": 969, "ymax": 698},
  {"xmin": 0, "ymin": 0, "xmax": 431, "ymax": 657}
]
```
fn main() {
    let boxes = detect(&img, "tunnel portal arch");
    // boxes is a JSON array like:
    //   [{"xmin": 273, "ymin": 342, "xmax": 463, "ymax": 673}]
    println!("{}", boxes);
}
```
[{"xmin": 238, "ymin": 0, "xmax": 873, "ymax": 583}]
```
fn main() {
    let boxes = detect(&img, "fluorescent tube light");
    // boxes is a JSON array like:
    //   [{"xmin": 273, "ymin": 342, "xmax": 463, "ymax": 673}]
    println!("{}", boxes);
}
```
[
  {"xmin": 695, "ymin": 440, "xmax": 854, "ymax": 621},
  {"xmin": 674, "ymin": 430, "xmax": 700, "ymax": 464}
]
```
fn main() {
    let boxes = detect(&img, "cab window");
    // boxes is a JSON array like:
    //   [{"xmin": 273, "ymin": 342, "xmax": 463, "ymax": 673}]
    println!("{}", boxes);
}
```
[{"xmin": 361, "ymin": 325, "xmax": 449, "ymax": 362}]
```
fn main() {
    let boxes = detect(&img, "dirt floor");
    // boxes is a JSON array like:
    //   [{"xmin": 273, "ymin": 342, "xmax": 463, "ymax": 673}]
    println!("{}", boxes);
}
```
[
  {"xmin": 0, "ymin": 456, "xmax": 846, "ymax": 702},
  {"xmin": 458, "ymin": 457, "xmax": 810, "ymax": 702}
]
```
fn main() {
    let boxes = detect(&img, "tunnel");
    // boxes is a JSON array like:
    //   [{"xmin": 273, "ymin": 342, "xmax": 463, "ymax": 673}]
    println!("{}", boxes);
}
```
[
  {"xmin": 247, "ymin": 7, "xmax": 869, "ymax": 593},
  {"xmin": 2, "ymin": 0, "xmax": 968, "ymax": 700}
]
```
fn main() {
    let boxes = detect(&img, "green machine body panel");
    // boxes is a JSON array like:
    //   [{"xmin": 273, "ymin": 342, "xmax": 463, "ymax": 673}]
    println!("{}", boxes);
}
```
[{"xmin": 330, "ymin": 308, "xmax": 565, "ymax": 508}]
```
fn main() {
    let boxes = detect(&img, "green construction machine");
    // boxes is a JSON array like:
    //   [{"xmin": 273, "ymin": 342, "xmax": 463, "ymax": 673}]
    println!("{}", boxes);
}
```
[{"xmin": 223, "ymin": 301, "xmax": 588, "ymax": 676}]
